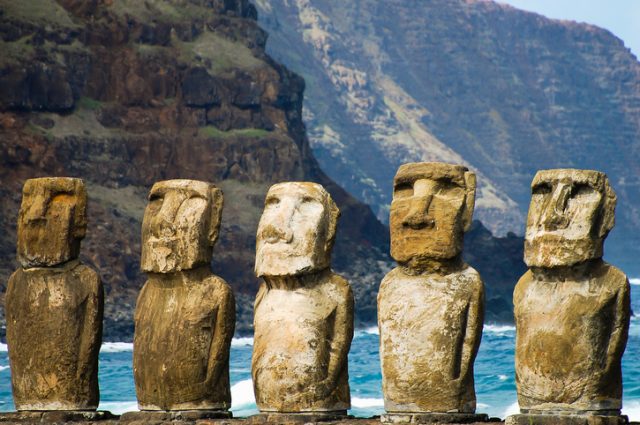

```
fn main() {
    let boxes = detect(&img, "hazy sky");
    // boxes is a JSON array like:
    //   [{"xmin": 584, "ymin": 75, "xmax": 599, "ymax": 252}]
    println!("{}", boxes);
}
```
[{"xmin": 498, "ymin": 0, "xmax": 640, "ymax": 59}]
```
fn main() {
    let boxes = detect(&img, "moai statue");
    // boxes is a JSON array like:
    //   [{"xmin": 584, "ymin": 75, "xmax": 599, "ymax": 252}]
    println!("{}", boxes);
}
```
[
  {"xmin": 5, "ymin": 178, "xmax": 104, "ymax": 416},
  {"xmin": 252, "ymin": 182, "xmax": 354, "ymax": 420},
  {"xmin": 378, "ymin": 162, "xmax": 487, "ymax": 424},
  {"xmin": 507, "ymin": 169, "xmax": 630, "ymax": 425},
  {"xmin": 130, "ymin": 180, "xmax": 235, "ymax": 419}
]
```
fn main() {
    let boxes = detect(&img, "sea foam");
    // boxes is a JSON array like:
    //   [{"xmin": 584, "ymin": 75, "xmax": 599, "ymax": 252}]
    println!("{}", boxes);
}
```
[
  {"xmin": 0, "ymin": 344, "xmax": 6, "ymax": 352},
  {"xmin": 623, "ymin": 400, "xmax": 640, "ymax": 421},
  {"xmin": 100, "ymin": 342, "xmax": 133, "ymax": 353},
  {"xmin": 231, "ymin": 337, "xmax": 254, "ymax": 347},
  {"xmin": 352, "ymin": 397, "xmax": 384, "ymax": 408},
  {"xmin": 230, "ymin": 378, "xmax": 255, "ymax": 408},
  {"xmin": 97, "ymin": 401, "xmax": 138, "ymax": 415}
]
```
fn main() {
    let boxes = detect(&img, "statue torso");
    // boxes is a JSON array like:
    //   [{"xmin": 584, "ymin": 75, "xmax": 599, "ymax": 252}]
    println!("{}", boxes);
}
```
[{"xmin": 378, "ymin": 265, "xmax": 484, "ymax": 413}]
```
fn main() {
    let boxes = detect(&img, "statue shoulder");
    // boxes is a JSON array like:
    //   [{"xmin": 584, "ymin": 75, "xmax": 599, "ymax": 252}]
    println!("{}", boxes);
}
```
[
  {"xmin": 379, "ymin": 266, "xmax": 403, "ymax": 291},
  {"xmin": 326, "ymin": 271, "xmax": 353, "ymax": 300},
  {"xmin": 513, "ymin": 269, "xmax": 534, "ymax": 304},
  {"xmin": 598, "ymin": 262, "xmax": 630, "ymax": 294},
  {"xmin": 460, "ymin": 264, "xmax": 484, "ymax": 293},
  {"xmin": 73, "ymin": 263, "xmax": 102, "ymax": 294}
]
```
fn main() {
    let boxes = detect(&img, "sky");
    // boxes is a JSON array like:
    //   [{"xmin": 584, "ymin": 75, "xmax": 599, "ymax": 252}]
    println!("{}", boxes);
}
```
[{"xmin": 498, "ymin": 0, "xmax": 640, "ymax": 59}]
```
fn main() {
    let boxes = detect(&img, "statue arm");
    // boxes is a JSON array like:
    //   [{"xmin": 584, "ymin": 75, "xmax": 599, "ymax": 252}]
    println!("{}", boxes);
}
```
[
  {"xmin": 605, "ymin": 278, "xmax": 630, "ymax": 374},
  {"xmin": 205, "ymin": 283, "xmax": 236, "ymax": 387},
  {"xmin": 458, "ymin": 279, "xmax": 484, "ymax": 381},
  {"xmin": 322, "ymin": 281, "xmax": 354, "ymax": 393},
  {"xmin": 77, "ymin": 269, "xmax": 104, "ymax": 381}
]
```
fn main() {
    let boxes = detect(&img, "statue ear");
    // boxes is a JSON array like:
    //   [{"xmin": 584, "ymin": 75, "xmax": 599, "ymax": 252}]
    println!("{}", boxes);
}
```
[
  {"xmin": 323, "ymin": 195, "xmax": 341, "ymax": 255},
  {"xmin": 598, "ymin": 177, "xmax": 616, "ymax": 239},
  {"xmin": 462, "ymin": 171, "xmax": 476, "ymax": 232},
  {"xmin": 208, "ymin": 187, "xmax": 224, "ymax": 245},
  {"xmin": 71, "ymin": 180, "xmax": 88, "ymax": 240}
]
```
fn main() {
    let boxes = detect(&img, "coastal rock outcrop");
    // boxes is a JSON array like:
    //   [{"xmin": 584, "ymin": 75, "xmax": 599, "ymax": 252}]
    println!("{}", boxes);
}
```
[{"xmin": 0, "ymin": 0, "xmax": 389, "ymax": 340}]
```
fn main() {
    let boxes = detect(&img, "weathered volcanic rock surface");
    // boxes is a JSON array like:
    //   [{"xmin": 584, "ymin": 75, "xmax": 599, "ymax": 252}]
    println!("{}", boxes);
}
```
[
  {"xmin": 0, "ymin": 0, "xmax": 524, "ymax": 340},
  {"xmin": 254, "ymin": 0, "xmax": 640, "ymax": 274}
]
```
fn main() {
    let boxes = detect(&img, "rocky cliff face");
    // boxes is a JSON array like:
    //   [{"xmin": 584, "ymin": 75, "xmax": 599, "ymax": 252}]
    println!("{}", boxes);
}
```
[
  {"xmin": 254, "ymin": 0, "xmax": 640, "ymax": 274},
  {"xmin": 0, "ymin": 0, "xmax": 524, "ymax": 340},
  {"xmin": 0, "ymin": 0, "xmax": 395, "ymax": 339}
]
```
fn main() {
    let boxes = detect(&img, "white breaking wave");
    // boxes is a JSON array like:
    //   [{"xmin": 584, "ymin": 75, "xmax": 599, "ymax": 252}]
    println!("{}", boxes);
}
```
[
  {"xmin": 0, "ymin": 343, "xmax": 7, "ymax": 352},
  {"xmin": 355, "ymin": 324, "xmax": 518, "ymax": 337},
  {"xmin": 502, "ymin": 401, "xmax": 520, "ymax": 418},
  {"xmin": 483, "ymin": 324, "xmax": 516, "ymax": 333},
  {"xmin": 98, "ymin": 401, "xmax": 138, "ymax": 415},
  {"xmin": 0, "ymin": 365, "xmax": 9, "ymax": 372},
  {"xmin": 629, "ymin": 278, "xmax": 640, "ymax": 286},
  {"xmin": 623, "ymin": 400, "xmax": 640, "ymax": 421},
  {"xmin": 230, "ymin": 379, "xmax": 255, "ymax": 408},
  {"xmin": 231, "ymin": 337, "xmax": 254, "ymax": 347},
  {"xmin": 477, "ymin": 402, "xmax": 490, "ymax": 409},
  {"xmin": 352, "ymin": 397, "xmax": 384, "ymax": 408},
  {"xmin": 354, "ymin": 326, "xmax": 379, "ymax": 338},
  {"xmin": 497, "ymin": 374, "xmax": 508, "ymax": 381},
  {"xmin": 101, "ymin": 342, "xmax": 133, "ymax": 353}
]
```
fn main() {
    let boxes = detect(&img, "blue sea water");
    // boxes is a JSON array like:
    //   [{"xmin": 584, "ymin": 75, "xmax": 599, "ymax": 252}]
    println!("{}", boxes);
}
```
[{"xmin": 1, "ymin": 284, "xmax": 639, "ymax": 420}]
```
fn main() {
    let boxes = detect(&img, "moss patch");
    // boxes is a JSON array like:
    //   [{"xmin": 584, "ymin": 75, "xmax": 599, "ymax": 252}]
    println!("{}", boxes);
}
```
[
  {"xmin": 0, "ymin": 0, "xmax": 80, "ymax": 29},
  {"xmin": 199, "ymin": 126, "xmax": 272, "ymax": 139},
  {"xmin": 77, "ymin": 97, "xmax": 103, "ymax": 111},
  {"xmin": 176, "ymin": 31, "xmax": 264, "ymax": 74},
  {"xmin": 109, "ymin": 0, "xmax": 211, "ymax": 24}
]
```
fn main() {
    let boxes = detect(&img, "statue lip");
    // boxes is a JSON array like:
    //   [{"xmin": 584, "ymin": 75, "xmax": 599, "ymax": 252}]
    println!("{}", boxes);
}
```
[{"xmin": 402, "ymin": 219, "xmax": 435, "ymax": 230}]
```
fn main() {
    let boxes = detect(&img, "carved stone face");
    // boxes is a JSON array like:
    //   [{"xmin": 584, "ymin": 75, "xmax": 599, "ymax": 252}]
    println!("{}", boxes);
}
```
[
  {"xmin": 524, "ymin": 169, "xmax": 616, "ymax": 268},
  {"xmin": 255, "ymin": 182, "xmax": 339, "ymax": 277},
  {"xmin": 17, "ymin": 177, "xmax": 87, "ymax": 268},
  {"xmin": 390, "ymin": 163, "xmax": 476, "ymax": 264},
  {"xmin": 141, "ymin": 179, "xmax": 223, "ymax": 273}
]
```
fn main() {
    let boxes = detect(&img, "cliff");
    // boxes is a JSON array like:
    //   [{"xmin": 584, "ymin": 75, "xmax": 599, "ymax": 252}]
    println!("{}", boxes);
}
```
[
  {"xmin": 0, "ymin": 0, "xmax": 524, "ymax": 340},
  {"xmin": 254, "ymin": 0, "xmax": 640, "ymax": 274}
]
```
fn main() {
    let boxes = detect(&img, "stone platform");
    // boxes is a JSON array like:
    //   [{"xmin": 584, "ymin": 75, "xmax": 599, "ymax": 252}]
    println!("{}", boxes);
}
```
[
  {"xmin": 506, "ymin": 413, "xmax": 629, "ymax": 425},
  {"xmin": 0, "ymin": 410, "xmax": 116, "ymax": 423},
  {"xmin": 120, "ymin": 410, "xmax": 232, "ymax": 422},
  {"xmin": 247, "ymin": 411, "xmax": 349, "ymax": 423},
  {"xmin": 0, "ymin": 414, "xmax": 637, "ymax": 425},
  {"xmin": 381, "ymin": 413, "xmax": 492, "ymax": 424}
]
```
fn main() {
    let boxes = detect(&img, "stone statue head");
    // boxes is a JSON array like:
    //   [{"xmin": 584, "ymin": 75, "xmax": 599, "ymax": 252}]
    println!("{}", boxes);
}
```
[
  {"xmin": 524, "ymin": 169, "xmax": 616, "ymax": 268},
  {"xmin": 141, "ymin": 179, "xmax": 223, "ymax": 273},
  {"xmin": 17, "ymin": 177, "xmax": 87, "ymax": 268},
  {"xmin": 390, "ymin": 162, "xmax": 476, "ymax": 265},
  {"xmin": 255, "ymin": 182, "xmax": 340, "ymax": 277}
]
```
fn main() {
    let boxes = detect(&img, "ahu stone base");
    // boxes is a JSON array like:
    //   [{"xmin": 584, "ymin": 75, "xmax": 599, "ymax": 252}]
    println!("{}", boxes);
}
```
[
  {"xmin": 381, "ymin": 413, "xmax": 490, "ymax": 424},
  {"xmin": 0, "ymin": 410, "xmax": 116, "ymax": 422},
  {"xmin": 505, "ymin": 413, "xmax": 629, "ymax": 425},
  {"xmin": 248, "ymin": 411, "xmax": 349, "ymax": 423},
  {"xmin": 119, "ymin": 410, "xmax": 232, "ymax": 422}
]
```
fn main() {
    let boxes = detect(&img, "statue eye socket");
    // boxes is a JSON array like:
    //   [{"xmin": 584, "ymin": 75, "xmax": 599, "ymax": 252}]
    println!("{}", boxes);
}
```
[
  {"xmin": 148, "ymin": 193, "xmax": 164, "ymax": 202},
  {"xmin": 532, "ymin": 183, "xmax": 552, "ymax": 195},
  {"xmin": 394, "ymin": 182, "xmax": 413, "ymax": 198},
  {"xmin": 571, "ymin": 183, "xmax": 594, "ymax": 198},
  {"xmin": 301, "ymin": 196, "xmax": 315, "ymax": 203},
  {"xmin": 265, "ymin": 196, "xmax": 280, "ymax": 206}
]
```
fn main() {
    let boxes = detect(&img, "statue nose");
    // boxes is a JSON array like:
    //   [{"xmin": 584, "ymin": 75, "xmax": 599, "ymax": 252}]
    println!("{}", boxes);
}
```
[
  {"xmin": 152, "ymin": 194, "xmax": 182, "ymax": 237},
  {"xmin": 402, "ymin": 194, "xmax": 435, "ymax": 229},
  {"xmin": 541, "ymin": 185, "xmax": 571, "ymax": 230},
  {"xmin": 262, "ymin": 224, "xmax": 293, "ymax": 244}
]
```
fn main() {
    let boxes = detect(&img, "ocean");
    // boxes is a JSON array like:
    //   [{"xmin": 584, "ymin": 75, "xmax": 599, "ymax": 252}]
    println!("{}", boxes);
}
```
[{"xmin": 1, "ymin": 283, "xmax": 638, "ymax": 420}]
